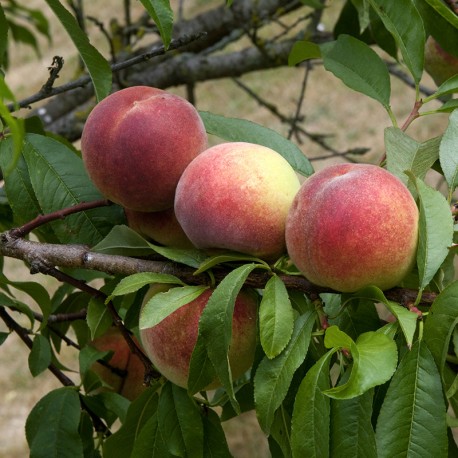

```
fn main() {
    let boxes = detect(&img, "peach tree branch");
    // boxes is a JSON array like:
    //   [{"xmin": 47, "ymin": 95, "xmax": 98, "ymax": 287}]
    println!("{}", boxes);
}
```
[{"xmin": 0, "ymin": 229, "xmax": 437, "ymax": 307}]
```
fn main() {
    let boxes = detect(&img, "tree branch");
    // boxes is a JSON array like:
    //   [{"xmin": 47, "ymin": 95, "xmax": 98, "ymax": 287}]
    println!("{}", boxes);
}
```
[{"xmin": 0, "ymin": 229, "xmax": 437, "ymax": 307}]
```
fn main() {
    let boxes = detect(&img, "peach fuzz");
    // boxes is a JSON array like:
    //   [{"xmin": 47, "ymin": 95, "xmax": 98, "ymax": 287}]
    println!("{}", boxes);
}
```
[
  {"xmin": 81, "ymin": 86, "xmax": 208, "ymax": 212},
  {"xmin": 285, "ymin": 163, "xmax": 419, "ymax": 292},
  {"xmin": 90, "ymin": 327, "xmax": 146, "ymax": 401},
  {"xmin": 139, "ymin": 286, "xmax": 258, "ymax": 389},
  {"xmin": 174, "ymin": 142, "xmax": 301, "ymax": 260},
  {"xmin": 124, "ymin": 207, "xmax": 194, "ymax": 249}
]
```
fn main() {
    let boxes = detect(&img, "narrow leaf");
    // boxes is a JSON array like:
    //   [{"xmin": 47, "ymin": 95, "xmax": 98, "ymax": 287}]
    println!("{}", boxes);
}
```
[
  {"xmin": 288, "ymin": 41, "xmax": 321, "ymax": 66},
  {"xmin": 259, "ymin": 275, "xmax": 295, "ymax": 358},
  {"xmin": 0, "ymin": 5, "xmax": 8, "ymax": 67},
  {"xmin": 139, "ymin": 285, "xmax": 208, "ymax": 329},
  {"xmin": 103, "ymin": 388, "xmax": 160, "ymax": 458},
  {"xmin": 319, "ymin": 34, "xmax": 391, "ymax": 108},
  {"xmin": 188, "ymin": 264, "xmax": 259, "ymax": 412},
  {"xmin": 324, "ymin": 326, "xmax": 398, "ymax": 399},
  {"xmin": 28, "ymin": 334, "xmax": 52, "ymax": 377},
  {"xmin": 22, "ymin": 134, "xmax": 123, "ymax": 246},
  {"xmin": 44, "ymin": 0, "xmax": 111, "ymax": 101},
  {"xmin": 157, "ymin": 382, "xmax": 204, "ymax": 458},
  {"xmin": 138, "ymin": 0, "xmax": 173, "ymax": 49},
  {"xmin": 385, "ymin": 127, "xmax": 440, "ymax": 186},
  {"xmin": 108, "ymin": 272, "xmax": 184, "ymax": 300},
  {"xmin": 439, "ymin": 109, "xmax": 458, "ymax": 196},
  {"xmin": 254, "ymin": 311, "xmax": 315, "ymax": 434},
  {"xmin": 129, "ymin": 413, "xmax": 172, "ymax": 457},
  {"xmin": 202, "ymin": 408, "xmax": 232, "ymax": 458},
  {"xmin": 407, "ymin": 174, "xmax": 454, "ymax": 291},
  {"xmin": 26, "ymin": 387, "xmax": 84, "ymax": 458},
  {"xmin": 199, "ymin": 111, "xmax": 314, "ymax": 177},
  {"xmin": 291, "ymin": 350, "xmax": 334, "ymax": 458},
  {"xmin": 375, "ymin": 340, "xmax": 447, "ymax": 458},
  {"xmin": 423, "ymin": 280, "xmax": 458, "ymax": 378},
  {"xmin": 368, "ymin": 0, "xmax": 425, "ymax": 83},
  {"xmin": 86, "ymin": 297, "xmax": 112, "ymax": 340},
  {"xmin": 330, "ymin": 389, "xmax": 377, "ymax": 458}
]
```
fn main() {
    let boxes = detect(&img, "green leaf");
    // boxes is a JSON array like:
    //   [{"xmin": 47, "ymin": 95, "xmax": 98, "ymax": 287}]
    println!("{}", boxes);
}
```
[
  {"xmin": 129, "ymin": 412, "xmax": 172, "ymax": 457},
  {"xmin": 254, "ymin": 311, "xmax": 315, "ymax": 434},
  {"xmin": 407, "ymin": 174, "xmax": 454, "ymax": 292},
  {"xmin": 260, "ymin": 275, "xmax": 295, "ymax": 358},
  {"xmin": 188, "ymin": 264, "xmax": 259, "ymax": 410},
  {"xmin": 25, "ymin": 387, "xmax": 84, "ymax": 458},
  {"xmin": 0, "ymin": 293, "xmax": 35, "ymax": 328},
  {"xmin": 138, "ymin": 0, "xmax": 173, "ymax": 49},
  {"xmin": 0, "ymin": 138, "xmax": 50, "ymax": 238},
  {"xmin": 288, "ymin": 41, "xmax": 321, "ymax": 66},
  {"xmin": 92, "ymin": 225, "xmax": 157, "ymax": 256},
  {"xmin": 86, "ymin": 297, "xmax": 112, "ymax": 340},
  {"xmin": 0, "ymin": 5, "xmax": 7, "ymax": 67},
  {"xmin": 323, "ymin": 326, "xmax": 398, "ymax": 399},
  {"xmin": 423, "ymin": 280, "xmax": 458, "ymax": 379},
  {"xmin": 319, "ymin": 34, "xmax": 391, "ymax": 109},
  {"xmin": 108, "ymin": 272, "xmax": 184, "ymax": 301},
  {"xmin": 194, "ymin": 252, "xmax": 270, "ymax": 275},
  {"xmin": 0, "ymin": 78, "xmax": 25, "ymax": 175},
  {"xmin": 44, "ymin": 0, "xmax": 111, "ymax": 101},
  {"xmin": 330, "ymin": 389, "xmax": 377, "ymax": 458},
  {"xmin": 425, "ymin": 75, "xmax": 458, "ymax": 101},
  {"xmin": 103, "ymin": 387, "xmax": 160, "ymax": 458},
  {"xmin": 344, "ymin": 286, "xmax": 418, "ymax": 348},
  {"xmin": 202, "ymin": 408, "xmax": 232, "ymax": 458},
  {"xmin": 414, "ymin": 0, "xmax": 458, "ymax": 58},
  {"xmin": 291, "ymin": 350, "xmax": 334, "ymax": 458},
  {"xmin": 367, "ymin": 0, "xmax": 425, "ymax": 83},
  {"xmin": 139, "ymin": 285, "xmax": 208, "ymax": 329},
  {"xmin": 199, "ymin": 111, "xmax": 314, "ymax": 177},
  {"xmin": 157, "ymin": 382, "xmax": 204, "ymax": 458},
  {"xmin": 93, "ymin": 225, "xmax": 208, "ymax": 268},
  {"xmin": 0, "ymin": 272, "xmax": 52, "ymax": 328},
  {"xmin": 385, "ymin": 127, "xmax": 441, "ymax": 187},
  {"xmin": 375, "ymin": 340, "xmax": 448, "ymax": 458},
  {"xmin": 28, "ymin": 334, "xmax": 52, "ymax": 377},
  {"xmin": 439, "ymin": 109, "xmax": 458, "ymax": 197},
  {"xmin": 22, "ymin": 134, "xmax": 123, "ymax": 246}
]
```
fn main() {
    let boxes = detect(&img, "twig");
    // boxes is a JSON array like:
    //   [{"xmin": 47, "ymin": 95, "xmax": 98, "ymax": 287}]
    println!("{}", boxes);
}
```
[
  {"xmin": 10, "ymin": 199, "xmax": 112, "ymax": 238},
  {"xmin": 0, "ymin": 306, "xmax": 75, "ymax": 387}
]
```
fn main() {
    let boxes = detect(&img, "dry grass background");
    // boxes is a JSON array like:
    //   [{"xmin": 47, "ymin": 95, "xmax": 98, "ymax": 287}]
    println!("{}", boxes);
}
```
[{"xmin": 0, "ymin": 0, "xmax": 451, "ymax": 457}]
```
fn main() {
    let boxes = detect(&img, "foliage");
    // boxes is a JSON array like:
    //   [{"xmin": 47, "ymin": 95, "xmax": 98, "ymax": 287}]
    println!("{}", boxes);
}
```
[{"xmin": 1, "ymin": 0, "xmax": 458, "ymax": 457}]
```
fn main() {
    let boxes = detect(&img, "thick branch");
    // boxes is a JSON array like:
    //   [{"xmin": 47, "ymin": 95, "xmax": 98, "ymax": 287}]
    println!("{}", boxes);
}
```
[{"xmin": 0, "ymin": 230, "xmax": 437, "ymax": 307}]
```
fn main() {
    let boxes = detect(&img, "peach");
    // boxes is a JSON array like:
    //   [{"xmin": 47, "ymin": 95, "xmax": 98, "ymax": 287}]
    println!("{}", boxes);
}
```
[
  {"xmin": 174, "ymin": 142, "xmax": 301, "ymax": 260},
  {"xmin": 285, "ymin": 163, "xmax": 419, "ymax": 292},
  {"xmin": 124, "ymin": 207, "xmax": 194, "ymax": 248},
  {"xmin": 81, "ymin": 86, "xmax": 208, "ymax": 212},
  {"xmin": 424, "ymin": 36, "xmax": 458, "ymax": 86},
  {"xmin": 139, "ymin": 286, "xmax": 258, "ymax": 389},
  {"xmin": 90, "ymin": 327, "xmax": 146, "ymax": 401}
]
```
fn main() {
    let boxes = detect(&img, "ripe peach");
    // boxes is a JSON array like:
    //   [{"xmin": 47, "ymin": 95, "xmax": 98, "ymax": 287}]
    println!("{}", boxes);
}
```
[
  {"xmin": 174, "ymin": 142, "xmax": 301, "ymax": 260},
  {"xmin": 81, "ymin": 86, "xmax": 208, "ymax": 212},
  {"xmin": 90, "ymin": 327, "xmax": 146, "ymax": 401},
  {"xmin": 124, "ymin": 207, "xmax": 194, "ymax": 248},
  {"xmin": 139, "ymin": 286, "xmax": 258, "ymax": 389},
  {"xmin": 285, "ymin": 163, "xmax": 419, "ymax": 292},
  {"xmin": 424, "ymin": 36, "xmax": 458, "ymax": 86}
]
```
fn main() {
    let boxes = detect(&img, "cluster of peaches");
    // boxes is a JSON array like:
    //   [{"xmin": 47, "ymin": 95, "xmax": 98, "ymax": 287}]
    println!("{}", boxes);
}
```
[{"xmin": 82, "ymin": 86, "xmax": 419, "ymax": 395}]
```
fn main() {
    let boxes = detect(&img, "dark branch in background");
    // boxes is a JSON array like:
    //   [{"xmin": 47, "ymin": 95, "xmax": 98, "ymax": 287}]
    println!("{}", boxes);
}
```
[
  {"xmin": 0, "ymin": 306, "xmax": 75, "ymax": 387},
  {"xmin": 8, "ymin": 32, "xmax": 208, "ymax": 112}
]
